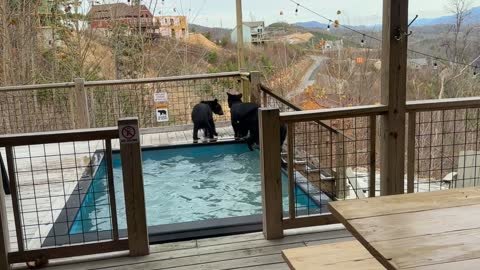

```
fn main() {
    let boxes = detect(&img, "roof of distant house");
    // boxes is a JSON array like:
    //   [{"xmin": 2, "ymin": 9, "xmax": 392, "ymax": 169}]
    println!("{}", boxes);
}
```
[
  {"xmin": 87, "ymin": 3, "xmax": 153, "ymax": 19},
  {"xmin": 244, "ymin": 21, "xmax": 265, "ymax": 28}
]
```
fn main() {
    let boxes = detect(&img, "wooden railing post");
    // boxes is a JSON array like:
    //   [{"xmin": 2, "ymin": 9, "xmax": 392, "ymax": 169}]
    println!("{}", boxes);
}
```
[
  {"xmin": 259, "ymin": 108, "xmax": 283, "ymax": 239},
  {"xmin": 118, "ymin": 118, "xmax": 149, "ymax": 256},
  {"xmin": 249, "ymin": 71, "xmax": 261, "ymax": 106},
  {"xmin": 241, "ymin": 73, "xmax": 251, "ymax": 103},
  {"xmin": 407, "ymin": 112, "xmax": 416, "ymax": 193},
  {"xmin": 0, "ymin": 166, "xmax": 10, "ymax": 270},
  {"xmin": 335, "ymin": 133, "xmax": 348, "ymax": 199},
  {"xmin": 73, "ymin": 78, "xmax": 90, "ymax": 129}
]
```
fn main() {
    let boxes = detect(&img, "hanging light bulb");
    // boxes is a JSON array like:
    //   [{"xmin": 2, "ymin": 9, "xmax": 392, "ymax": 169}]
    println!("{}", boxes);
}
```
[
  {"xmin": 360, "ymin": 35, "xmax": 365, "ymax": 47},
  {"xmin": 433, "ymin": 60, "xmax": 438, "ymax": 70},
  {"xmin": 173, "ymin": 7, "xmax": 177, "ymax": 12},
  {"xmin": 295, "ymin": 4, "xmax": 299, "ymax": 15},
  {"xmin": 327, "ymin": 21, "xmax": 331, "ymax": 31},
  {"xmin": 474, "ymin": 66, "xmax": 478, "ymax": 78}
]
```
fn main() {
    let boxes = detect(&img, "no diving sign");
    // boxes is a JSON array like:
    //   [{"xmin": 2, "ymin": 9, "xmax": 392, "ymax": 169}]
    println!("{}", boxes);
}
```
[{"xmin": 119, "ymin": 124, "xmax": 140, "ymax": 144}]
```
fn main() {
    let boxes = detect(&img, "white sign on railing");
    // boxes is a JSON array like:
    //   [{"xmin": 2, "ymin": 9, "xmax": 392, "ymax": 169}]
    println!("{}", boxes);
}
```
[{"xmin": 154, "ymin": 93, "xmax": 169, "ymax": 122}]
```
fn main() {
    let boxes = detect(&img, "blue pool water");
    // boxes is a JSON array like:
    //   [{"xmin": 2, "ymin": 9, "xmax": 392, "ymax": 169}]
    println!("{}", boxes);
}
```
[{"xmin": 70, "ymin": 143, "xmax": 319, "ymax": 234}]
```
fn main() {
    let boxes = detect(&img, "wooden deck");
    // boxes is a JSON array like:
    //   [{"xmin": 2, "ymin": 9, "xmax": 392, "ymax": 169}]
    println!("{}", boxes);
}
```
[
  {"xmin": 2, "ymin": 125, "xmax": 235, "ymax": 252},
  {"xmin": 11, "ymin": 225, "xmax": 352, "ymax": 270}
]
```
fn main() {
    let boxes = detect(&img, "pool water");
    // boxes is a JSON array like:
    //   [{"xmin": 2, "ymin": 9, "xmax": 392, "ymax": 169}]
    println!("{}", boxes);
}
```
[{"xmin": 70, "ymin": 143, "xmax": 319, "ymax": 234}]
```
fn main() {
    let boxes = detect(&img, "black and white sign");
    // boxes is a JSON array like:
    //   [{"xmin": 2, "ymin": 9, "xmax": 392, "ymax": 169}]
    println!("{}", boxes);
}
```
[
  {"xmin": 119, "ymin": 124, "xmax": 140, "ymax": 144},
  {"xmin": 156, "ymin": 108, "xmax": 169, "ymax": 122}
]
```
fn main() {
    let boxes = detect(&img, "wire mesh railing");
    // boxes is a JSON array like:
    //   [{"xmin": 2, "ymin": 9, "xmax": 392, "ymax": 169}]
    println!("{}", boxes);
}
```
[
  {"xmin": 0, "ymin": 72, "xmax": 244, "ymax": 135},
  {"xmin": 85, "ymin": 72, "xmax": 242, "ymax": 129},
  {"xmin": 406, "ymin": 97, "xmax": 480, "ymax": 193},
  {"xmin": 0, "ymin": 128, "xmax": 132, "ymax": 264}
]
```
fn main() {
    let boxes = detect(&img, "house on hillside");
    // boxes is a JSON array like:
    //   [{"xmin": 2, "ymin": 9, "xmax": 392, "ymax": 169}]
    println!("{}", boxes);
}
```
[
  {"xmin": 87, "ymin": 3, "xmax": 154, "ymax": 33},
  {"xmin": 244, "ymin": 21, "xmax": 265, "ymax": 43},
  {"xmin": 231, "ymin": 21, "xmax": 266, "ymax": 44},
  {"xmin": 153, "ymin": 16, "xmax": 188, "ymax": 39}
]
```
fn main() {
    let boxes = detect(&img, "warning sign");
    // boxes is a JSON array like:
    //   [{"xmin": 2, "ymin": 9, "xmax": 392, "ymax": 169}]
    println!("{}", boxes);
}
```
[
  {"xmin": 156, "ymin": 108, "xmax": 169, "ymax": 122},
  {"xmin": 154, "ymin": 92, "xmax": 169, "ymax": 123},
  {"xmin": 154, "ymin": 92, "xmax": 168, "ymax": 103},
  {"xmin": 119, "ymin": 124, "xmax": 139, "ymax": 144}
]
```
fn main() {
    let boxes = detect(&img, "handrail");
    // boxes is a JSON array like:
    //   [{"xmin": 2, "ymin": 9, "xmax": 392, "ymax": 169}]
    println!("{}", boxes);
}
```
[
  {"xmin": 0, "ymin": 127, "xmax": 119, "ymax": 147},
  {"xmin": 84, "ymin": 71, "xmax": 243, "ymax": 87},
  {"xmin": 406, "ymin": 97, "xmax": 480, "ymax": 112},
  {"xmin": 280, "ymin": 105, "xmax": 389, "ymax": 122},
  {"xmin": 259, "ymin": 84, "xmax": 342, "ymax": 136},
  {"xmin": 0, "ymin": 82, "xmax": 76, "ymax": 92},
  {"xmin": 0, "ymin": 71, "xmax": 243, "ymax": 92}
]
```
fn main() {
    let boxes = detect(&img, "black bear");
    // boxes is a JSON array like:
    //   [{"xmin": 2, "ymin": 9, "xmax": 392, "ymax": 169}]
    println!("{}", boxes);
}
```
[
  {"xmin": 227, "ymin": 93, "xmax": 287, "ymax": 151},
  {"xmin": 191, "ymin": 99, "xmax": 224, "ymax": 142}
]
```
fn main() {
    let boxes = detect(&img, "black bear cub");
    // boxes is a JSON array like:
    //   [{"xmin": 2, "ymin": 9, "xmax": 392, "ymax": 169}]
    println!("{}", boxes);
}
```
[
  {"xmin": 227, "ymin": 93, "xmax": 286, "ymax": 151},
  {"xmin": 191, "ymin": 99, "xmax": 224, "ymax": 142}
]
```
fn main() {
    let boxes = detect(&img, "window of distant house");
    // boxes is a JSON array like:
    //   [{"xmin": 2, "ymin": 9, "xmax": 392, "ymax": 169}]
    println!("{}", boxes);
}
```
[
  {"xmin": 170, "ymin": 18, "xmax": 174, "ymax": 26},
  {"xmin": 171, "ymin": 29, "xmax": 176, "ymax": 37},
  {"xmin": 257, "ymin": 28, "xmax": 262, "ymax": 33}
]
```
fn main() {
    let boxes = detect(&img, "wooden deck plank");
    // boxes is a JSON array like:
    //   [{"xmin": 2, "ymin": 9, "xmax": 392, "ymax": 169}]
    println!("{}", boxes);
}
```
[
  {"xmin": 11, "ymin": 229, "xmax": 351, "ymax": 270},
  {"xmin": 100, "ymin": 243, "xmax": 305, "ymax": 270}
]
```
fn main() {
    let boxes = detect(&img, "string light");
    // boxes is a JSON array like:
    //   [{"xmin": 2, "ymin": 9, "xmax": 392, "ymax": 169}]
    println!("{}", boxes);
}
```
[
  {"xmin": 295, "ymin": 4, "xmax": 299, "ymax": 15},
  {"xmin": 474, "ymin": 66, "xmax": 478, "ymax": 78},
  {"xmin": 289, "ymin": 0, "xmax": 478, "ymax": 70},
  {"xmin": 433, "ymin": 60, "xmax": 438, "ymax": 70},
  {"xmin": 361, "ymin": 34, "xmax": 365, "ymax": 47}
]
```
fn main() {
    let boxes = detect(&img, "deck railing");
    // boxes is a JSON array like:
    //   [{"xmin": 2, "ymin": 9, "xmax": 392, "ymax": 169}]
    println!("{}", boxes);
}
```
[
  {"xmin": 0, "ymin": 72, "xmax": 257, "ymax": 135},
  {"xmin": 406, "ymin": 97, "xmax": 480, "ymax": 193},
  {"xmin": 0, "ymin": 118, "xmax": 148, "ymax": 266},
  {"xmin": 260, "ymin": 94, "xmax": 480, "ymax": 239}
]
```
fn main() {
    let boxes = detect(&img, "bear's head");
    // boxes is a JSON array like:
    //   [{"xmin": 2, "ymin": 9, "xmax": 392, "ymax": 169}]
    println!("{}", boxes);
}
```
[
  {"xmin": 227, "ymin": 93, "xmax": 243, "ymax": 108},
  {"xmin": 203, "ymin": 99, "xmax": 224, "ymax": 115}
]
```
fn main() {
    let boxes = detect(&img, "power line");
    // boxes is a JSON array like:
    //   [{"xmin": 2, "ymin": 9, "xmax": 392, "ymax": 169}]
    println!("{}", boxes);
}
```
[{"xmin": 289, "ymin": 0, "xmax": 478, "ymax": 69}]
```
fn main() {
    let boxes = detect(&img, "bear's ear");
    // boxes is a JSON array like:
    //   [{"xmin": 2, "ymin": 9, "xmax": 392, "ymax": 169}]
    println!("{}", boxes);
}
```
[
  {"xmin": 214, "ymin": 98, "xmax": 218, "ymax": 102},
  {"xmin": 227, "ymin": 93, "xmax": 232, "ymax": 97},
  {"xmin": 238, "ymin": 94, "xmax": 243, "ymax": 98}
]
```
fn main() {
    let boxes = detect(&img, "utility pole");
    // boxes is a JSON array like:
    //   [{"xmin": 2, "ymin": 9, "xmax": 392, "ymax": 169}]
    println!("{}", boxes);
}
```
[{"xmin": 236, "ymin": 0, "xmax": 245, "ymax": 71}]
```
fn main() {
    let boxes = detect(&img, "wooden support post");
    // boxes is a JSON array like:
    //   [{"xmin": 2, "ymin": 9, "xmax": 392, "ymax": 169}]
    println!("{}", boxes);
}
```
[
  {"xmin": 249, "ymin": 71, "xmax": 261, "ymax": 106},
  {"xmin": 6, "ymin": 147, "xmax": 24, "ymax": 252},
  {"xmin": 118, "ymin": 118, "xmax": 149, "ymax": 256},
  {"xmin": 259, "ymin": 108, "xmax": 283, "ymax": 239},
  {"xmin": 379, "ymin": 0, "xmax": 409, "ymax": 195},
  {"xmin": 0, "ymin": 164, "xmax": 10, "ymax": 270},
  {"xmin": 74, "ymin": 78, "xmax": 90, "ymax": 129},
  {"xmin": 369, "ymin": 115, "xmax": 377, "ymax": 197},
  {"xmin": 235, "ymin": 0, "xmax": 245, "ymax": 72},
  {"xmin": 407, "ymin": 112, "xmax": 416, "ymax": 193},
  {"xmin": 335, "ymin": 133, "xmax": 347, "ymax": 199},
  {"xmin": 287, "ymin": 123, "xmax": 295, "ymax": 220},
  {"xmin": 241, "ymin": 74, "xmax": 251, "ymax": 103}
]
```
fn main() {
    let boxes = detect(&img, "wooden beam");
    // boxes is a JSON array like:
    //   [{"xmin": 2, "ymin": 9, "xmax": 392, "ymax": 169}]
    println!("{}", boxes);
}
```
[
  {"xmin": 379, "ymin": 0, "xmax": 409, "ymax": 195},
  {"xmin": 8, "ymin": 240, "xmax": 129, "ymax": 264},
  {"xmin": 118, "ymin": 118, "xmax": 149, "ymax": 256},
  {"xmin": 259, "ymin": 108, "xmax": 283, "ymax": 239},
  {"xmin": 0, "ymin": 165, "xmax": 10, "ymax": 269},
  {"xmin": 235, "ymin": 0, "xmax": 245, "ymax": 71},
  {"xmin": 249, "ymin": 71, "xmax": 261, "ymax": 106},
  {"xmin": 74, "ymin": 78, "xmax": 90, "ymax": 129}
]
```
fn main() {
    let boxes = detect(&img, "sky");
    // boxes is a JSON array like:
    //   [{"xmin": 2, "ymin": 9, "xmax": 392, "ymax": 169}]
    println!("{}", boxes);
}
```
[{"xmin": 85, "ymin": 0, "xmax": 480, "ymax": 28}]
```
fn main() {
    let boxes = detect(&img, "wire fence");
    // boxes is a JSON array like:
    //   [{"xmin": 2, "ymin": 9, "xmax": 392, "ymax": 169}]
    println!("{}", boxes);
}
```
[
  {"xmin": 0, "ymin": 129, "xmax": 121, "ymax": 254},
  {"xmin": 0, "ymin": 72, "xmax": 243, "ymax": 135},
  {"xmin": 86, "ymin": 74, "xmax": 242, "ymax": 129},
  {"xmin": 409, "ymin": 107, "xmax": 480, "ymax": 192},
  {"xmin": 259, "ymin": 84, "xmax": 380, "ymax": 221},
  {"xmin": 0, "ymin": 85, "xmax": 76, "ymax": 135}
]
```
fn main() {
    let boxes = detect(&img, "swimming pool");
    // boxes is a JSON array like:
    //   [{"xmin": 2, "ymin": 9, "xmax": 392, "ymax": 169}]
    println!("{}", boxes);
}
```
[{"xmin": 69, "ymin": 142, "xmax": 320, "ymax": 237}]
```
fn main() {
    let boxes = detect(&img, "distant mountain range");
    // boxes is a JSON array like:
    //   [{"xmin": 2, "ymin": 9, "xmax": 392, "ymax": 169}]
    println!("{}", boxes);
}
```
[{"xmin": 295, "ymin": 6, "xmax": 480, "ymax": 29}]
